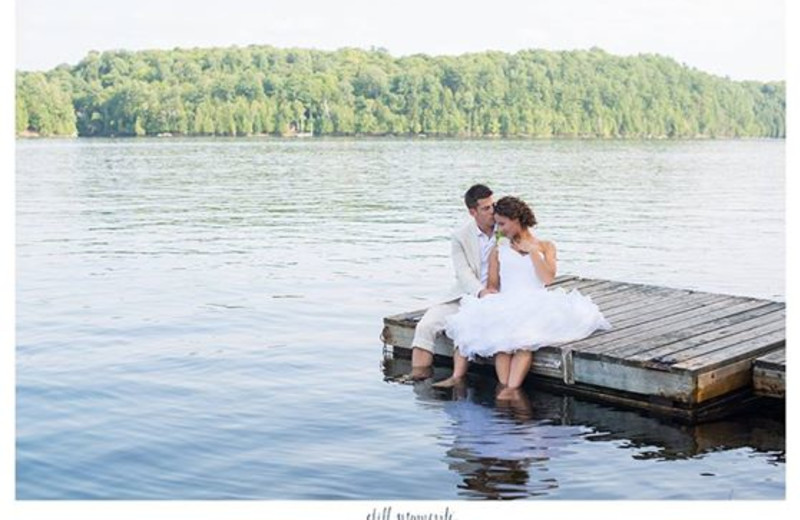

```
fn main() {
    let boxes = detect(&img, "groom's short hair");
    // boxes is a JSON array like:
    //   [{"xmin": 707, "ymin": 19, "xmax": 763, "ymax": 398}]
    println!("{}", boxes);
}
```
[{"xmin": 464, "ymin": 184, "xmax": 493, "ymax": 209}]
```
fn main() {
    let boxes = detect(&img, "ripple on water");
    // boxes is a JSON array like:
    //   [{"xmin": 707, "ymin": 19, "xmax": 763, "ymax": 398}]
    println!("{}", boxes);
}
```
[{"xmin": 16, "ymin": 138, "xmax": 784, "ymax": 499}]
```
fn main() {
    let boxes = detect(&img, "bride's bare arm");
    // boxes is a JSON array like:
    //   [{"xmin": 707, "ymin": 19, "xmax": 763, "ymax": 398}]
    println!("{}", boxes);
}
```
[{"xmin": 530, "ymin": 240, "xmax": 557, "ymax": 285}]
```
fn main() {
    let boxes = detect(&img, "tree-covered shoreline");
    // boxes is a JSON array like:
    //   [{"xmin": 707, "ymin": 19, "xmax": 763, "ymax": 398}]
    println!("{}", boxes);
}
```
[{"xmin": 15, "ymin": 45, "xmax": 785, "ymax": 139}]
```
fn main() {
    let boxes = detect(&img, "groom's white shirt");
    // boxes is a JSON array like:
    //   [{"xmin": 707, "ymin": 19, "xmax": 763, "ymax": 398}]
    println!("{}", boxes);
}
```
[{"xmin": 445, "ymin": 219, "xmax": 496, "ymax": 300}]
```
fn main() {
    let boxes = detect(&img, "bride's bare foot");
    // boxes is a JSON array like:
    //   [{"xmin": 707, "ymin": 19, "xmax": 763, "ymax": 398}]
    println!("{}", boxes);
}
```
[{"xmin": 496, "ymin": 386, "xmax": 522, "ymax": 401}]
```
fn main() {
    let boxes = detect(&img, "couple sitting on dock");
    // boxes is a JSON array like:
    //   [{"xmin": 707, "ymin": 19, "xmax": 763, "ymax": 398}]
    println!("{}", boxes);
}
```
[{"xmin": 406, "ymin": 184, "xmax": 610, "ymax": 399}]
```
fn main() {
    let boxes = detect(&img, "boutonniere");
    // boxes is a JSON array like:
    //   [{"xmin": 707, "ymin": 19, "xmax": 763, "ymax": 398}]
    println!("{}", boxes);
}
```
[{"xmin": 494, "ymin": 230, "xmax": 509, "ymax": 246}]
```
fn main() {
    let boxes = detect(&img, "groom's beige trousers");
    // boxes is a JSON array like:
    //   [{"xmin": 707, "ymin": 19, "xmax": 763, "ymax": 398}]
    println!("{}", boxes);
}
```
[{"xmin": 411, "ymin": 299, "xmax": 460, "ymax": 354}]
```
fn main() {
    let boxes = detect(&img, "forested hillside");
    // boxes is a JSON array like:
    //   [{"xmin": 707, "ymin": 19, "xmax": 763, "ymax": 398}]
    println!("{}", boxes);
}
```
[{"xmin": 15, "ymin": 46, "xmax": 785, "ymax": 138}]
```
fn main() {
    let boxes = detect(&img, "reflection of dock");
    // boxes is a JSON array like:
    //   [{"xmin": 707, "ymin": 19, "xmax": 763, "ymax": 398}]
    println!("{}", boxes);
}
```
[
  {"xmin": 382, "ymin": 275, "xmax": 785, "ymax": 422},
  {"xmin": 383, "ymin": 356, "xmax": 785, "ymax": 464}
]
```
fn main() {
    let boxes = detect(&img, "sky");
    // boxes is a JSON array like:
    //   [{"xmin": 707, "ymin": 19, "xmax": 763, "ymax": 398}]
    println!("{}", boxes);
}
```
[{"xmin": 15, "ymin": 0, "xmax": 785, "ymax": 81}]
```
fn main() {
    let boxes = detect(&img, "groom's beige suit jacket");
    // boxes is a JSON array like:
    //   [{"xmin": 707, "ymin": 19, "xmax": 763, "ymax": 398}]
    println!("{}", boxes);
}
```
[
  {"xmin": 410, "ymin": 219, "xmax": 487, "ymax": 355},
  {"xmin": 443, "ymin": 219, "xmax": 485, "ymax": 301}
]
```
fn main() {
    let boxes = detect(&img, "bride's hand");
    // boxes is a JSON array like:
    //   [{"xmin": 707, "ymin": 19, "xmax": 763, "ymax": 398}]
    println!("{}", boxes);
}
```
[{"xmin": 513, "ymin": 236, "xmax": 542, "ymax": 255}]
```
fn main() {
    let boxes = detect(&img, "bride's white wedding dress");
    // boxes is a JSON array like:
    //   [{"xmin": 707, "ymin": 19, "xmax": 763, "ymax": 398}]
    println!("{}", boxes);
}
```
[{"xmin": 445, "ymin": 242, "xmax": 611, "ymax": 360}]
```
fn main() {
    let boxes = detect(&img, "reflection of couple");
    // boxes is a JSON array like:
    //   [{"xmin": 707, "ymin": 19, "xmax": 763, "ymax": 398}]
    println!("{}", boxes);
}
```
[
  {"xmin": 408, "ymin": 184, "xmax": 610, "ymax": 398},
  {"xmin": 411, "ymin": 377, "xmax": 584, "ymax": 499}
]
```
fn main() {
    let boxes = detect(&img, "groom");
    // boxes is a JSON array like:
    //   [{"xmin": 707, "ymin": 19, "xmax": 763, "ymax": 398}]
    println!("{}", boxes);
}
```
[{"xmin": 407, "ymin": 183, "xmax": 498, "ymax": 380}]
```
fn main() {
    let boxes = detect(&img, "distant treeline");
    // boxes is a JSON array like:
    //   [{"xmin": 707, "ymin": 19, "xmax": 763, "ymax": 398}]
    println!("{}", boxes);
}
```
[{"xmin": 15, "ymin": 45, "xmax": 785, "ymax": 138}]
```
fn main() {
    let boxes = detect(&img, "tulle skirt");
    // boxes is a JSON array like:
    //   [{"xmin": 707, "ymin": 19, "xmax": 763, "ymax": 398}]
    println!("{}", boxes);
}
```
[{"xmin": 445, "ymin": 287, "xmax": 611, "ymax": 360}]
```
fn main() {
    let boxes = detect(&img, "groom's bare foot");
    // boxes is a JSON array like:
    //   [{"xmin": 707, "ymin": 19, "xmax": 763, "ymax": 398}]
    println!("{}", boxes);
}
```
[
  {"xmin": 410, "ymin": 365, "xmax": 433, "ymax": 380},
  {"xmin": 432, "ymin": 376, "xmax": 465, "ymax": 388},
  {"xmin": 392, "ymin": 365, "xmax": 432, "ymax": 384}
]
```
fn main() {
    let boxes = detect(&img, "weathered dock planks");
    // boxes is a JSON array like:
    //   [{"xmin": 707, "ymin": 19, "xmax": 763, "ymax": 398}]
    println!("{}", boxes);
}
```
[
  {"xmin": 753, "ymin": 348, "xmax": 786, "ymax": 398},
  {"xmin": 381, "ymin": 275, "xmax": 785, "ymax": 421}
]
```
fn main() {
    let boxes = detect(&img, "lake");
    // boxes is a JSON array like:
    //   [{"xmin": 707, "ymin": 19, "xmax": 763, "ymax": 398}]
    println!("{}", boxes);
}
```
[{"xmin": 16, "ymin": 137, "xmax": 784, "ymax": 499}]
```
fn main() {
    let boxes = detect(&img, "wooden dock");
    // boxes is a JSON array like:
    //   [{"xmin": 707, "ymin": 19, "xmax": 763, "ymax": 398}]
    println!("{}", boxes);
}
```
[
  {"xmin": 382, "ymin": 275, "xmax": 786, "ymax": 421},
  {"xmin": 382, "ymin": 356, "xmax": 785, "ymax": 458},
  {"xmin": 753, "ymin": 348, "xmax": 786, "ymax": 398}
]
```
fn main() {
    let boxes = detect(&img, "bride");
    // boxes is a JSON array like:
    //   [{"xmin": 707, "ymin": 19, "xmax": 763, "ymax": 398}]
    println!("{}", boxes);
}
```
[{"xmin": 435, "ymin": 196, "xmax": 611, "ymax": 398}]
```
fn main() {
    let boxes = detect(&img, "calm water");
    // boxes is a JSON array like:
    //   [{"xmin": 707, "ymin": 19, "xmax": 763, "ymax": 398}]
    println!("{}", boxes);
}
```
[{"xmin": 16, "ymin": 138, "xmax": 784, "ymax": 499}]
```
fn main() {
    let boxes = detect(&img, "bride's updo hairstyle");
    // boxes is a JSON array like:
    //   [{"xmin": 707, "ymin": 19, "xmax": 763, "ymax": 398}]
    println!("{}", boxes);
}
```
[{"xmin": 494, "ymin": 196, "xmax": 537, "ymax": 228}]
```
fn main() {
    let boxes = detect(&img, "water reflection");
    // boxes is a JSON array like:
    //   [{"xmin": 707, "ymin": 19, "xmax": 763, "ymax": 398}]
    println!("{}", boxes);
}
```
[
  {"xmin": 435, "ymin": 382, "xmax": 573, "ymax": 499},
  {"xmin": 17, "ymin": 138, "xmax": 784, "ymax": 498},
  {"xmin": 383, "ymin": 356, "xmax": 784, "ymax": 499}
]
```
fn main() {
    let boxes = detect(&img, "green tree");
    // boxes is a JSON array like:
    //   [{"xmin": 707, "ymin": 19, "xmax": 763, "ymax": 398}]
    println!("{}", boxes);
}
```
[
  {"xmin": 16, "ymin": 95, "xmax": 29, "ymax": 133},
  {"xmin": 14, "ymin": 45, "xmax": 785, "ymax": 139}
]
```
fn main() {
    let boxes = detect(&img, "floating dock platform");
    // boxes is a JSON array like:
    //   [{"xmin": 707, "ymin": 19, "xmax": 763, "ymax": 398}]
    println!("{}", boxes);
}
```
[
  {"xmin": 753, "ymin": 348, "xmax": 786, "ymax": 399},
  {"xmin": 382, "ymin": 275, "xmax": 786, "ymax": 421}
]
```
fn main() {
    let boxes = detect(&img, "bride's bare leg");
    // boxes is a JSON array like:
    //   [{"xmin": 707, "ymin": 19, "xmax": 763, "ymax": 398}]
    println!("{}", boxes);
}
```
[
  {"xmin": 433, "ymin": 349, "xmax": 469, "ymax": 387},
  {"xmin": 506, "ymin": 350, "xmax": 533, "ymax": 389},
  {"xmin": 496, "ymin": 385, "xmax": 522, "ymax": 402},
  {"xmin": 494, "ymin": 352, "xmax": 511, "ymax": 386}
]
